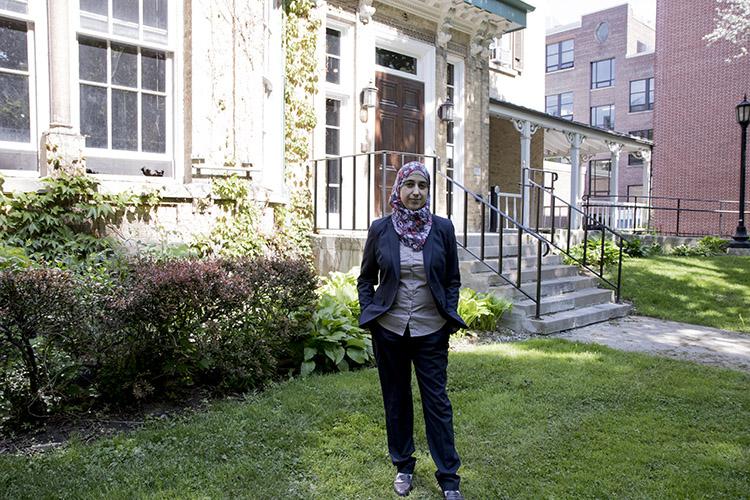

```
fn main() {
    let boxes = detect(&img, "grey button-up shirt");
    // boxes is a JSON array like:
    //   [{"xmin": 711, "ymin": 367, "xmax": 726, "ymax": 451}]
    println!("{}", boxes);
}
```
[{"xmin": 377, "ymin": 242, "xmax": 447, "ymax": 336}]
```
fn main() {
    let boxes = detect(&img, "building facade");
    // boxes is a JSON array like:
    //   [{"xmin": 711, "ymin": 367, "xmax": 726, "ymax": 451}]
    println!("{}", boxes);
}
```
[
  {"xmin": 545, "ymin": 4, "xmax": 655, "ymax": 203},
  {"xmin": 0, "ymin": 0, "xmax": 285, "ymax": 241},
  {"xmin": 652, "ymin": 0, "xmax": 749, "ymax": 236}
]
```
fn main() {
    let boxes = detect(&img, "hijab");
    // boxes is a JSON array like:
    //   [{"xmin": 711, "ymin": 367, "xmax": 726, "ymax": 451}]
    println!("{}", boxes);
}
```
[{"xmin": 389, "ymin": 161, "xmax": 432, "ymax": 251}]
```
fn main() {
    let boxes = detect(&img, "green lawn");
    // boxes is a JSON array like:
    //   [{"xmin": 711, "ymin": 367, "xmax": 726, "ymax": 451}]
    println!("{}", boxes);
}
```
[
  {"xmin": 1, "ymin": 339, "xmax": 749, "ymax": 499},
  {"xmin": 618, "ymin": 256, "xmax": 750, "ymax": 333}
]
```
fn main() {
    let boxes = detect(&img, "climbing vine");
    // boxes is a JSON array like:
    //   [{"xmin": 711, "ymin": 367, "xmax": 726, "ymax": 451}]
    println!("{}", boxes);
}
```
[{"xmin": 281, "ymin": 0, "xmax": 320, "ymax": 258}]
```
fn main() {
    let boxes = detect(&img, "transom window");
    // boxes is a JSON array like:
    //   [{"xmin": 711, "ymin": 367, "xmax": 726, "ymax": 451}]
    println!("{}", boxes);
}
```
[
  {"xmin": 629, "ymin": 77, "xmax": 654, "ymax": 112},
  {"xmin": 591, "ymin": 58, "xmax": 615, "ymax": 88},
  {"xmin": 325, "ymin": 28, "xmax": 340, "ymax": 84},
  {"xmin": 0, "ymin": 17, "xmax": 30, "ymax": 144},
  {"xmin": 545, "ymin": 39, "xmax": 573, "ymax": 72},
  {"xmin": 80, "ymin": 0, "xmax": 168, "ymax": 44},
  {"xmin": 590, "ymin": 104, "xmax": 615, "ymax": 130},
  {"xmin": 545, "ymin": 92, "xmax": 573, "ymax": 120},
  {"xmin": 376, "ymin": 47, "xmax": 417, "ymax": 75}
]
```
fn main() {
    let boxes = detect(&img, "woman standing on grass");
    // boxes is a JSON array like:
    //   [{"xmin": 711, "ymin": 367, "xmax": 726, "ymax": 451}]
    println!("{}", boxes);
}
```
[{"xmin": 357, "ymin": 161, "xmax": 467, "ymax": 500}]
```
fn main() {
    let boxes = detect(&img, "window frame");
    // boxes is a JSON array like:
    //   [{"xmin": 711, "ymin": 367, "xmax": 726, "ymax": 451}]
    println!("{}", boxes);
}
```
[
  {"xmin": 72, "ymin": 0, "xmax": 177, "ymax": 177},
  {"xmin": 591, "ymin": 58, "xmax": 615, "ymax": 89},
  {"xmin": 588, "ymin": 159, "xmax": 611, "ymax": 197},
  {"xmin": 545, "ymin": 92, "xmax": 573, "ymax": 120},
  {"xmin": 590, "ymin": 104, "xmax": 615, "ymax": 130},
  {"xmin": 629, "ymin": 77, "xmax": 654, "ymax": 112},
  {"xmin": 545, "ymin": 39, "xmax": 574, "ymax": 72},
  {"xmin": 0, "ymin": 5, "xmax": 41, "ymax": 166},
  {"xmin": 324, "ymin": 97, "xmax": 342, "ymax": 215}
]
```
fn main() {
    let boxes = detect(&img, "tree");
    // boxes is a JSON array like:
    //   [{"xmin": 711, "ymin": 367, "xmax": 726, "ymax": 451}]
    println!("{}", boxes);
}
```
[{"xmin": 704, "ymin": 0, "xmax": 750, "ymax": 60}]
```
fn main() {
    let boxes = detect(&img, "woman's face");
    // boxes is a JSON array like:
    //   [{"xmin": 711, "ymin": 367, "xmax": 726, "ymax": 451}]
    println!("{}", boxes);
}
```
[{"xmin": 399, "ymin": 172, "xmax": 429, "ymax": 210}]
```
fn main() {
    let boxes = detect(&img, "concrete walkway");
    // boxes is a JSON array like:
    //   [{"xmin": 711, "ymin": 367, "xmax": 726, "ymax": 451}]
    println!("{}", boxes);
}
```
[{"xmin": 551, "ymin": 315, "xmax": 750, "ymax": 373}]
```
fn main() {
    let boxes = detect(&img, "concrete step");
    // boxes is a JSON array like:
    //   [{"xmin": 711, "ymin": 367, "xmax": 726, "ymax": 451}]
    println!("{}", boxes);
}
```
[
  {"xmin": 510, "ymin": 287, "xmax": 615, "ymax": 317},
  {"xmin": 506, "ymin": 302, "xmax": 631, "ymax": 335},
  {"xmin": 460, "ymin": 254, "xmax": 563, "ymax": 274},
  {"xmin": 464, "ymin": 265, "xmax": 580, "ymax": 289},
  {"xmin": 459, "ymin": 243, "xmax": 545, "ymax": 260},
  {"xmin": 481, "ymin": 275, "xmax": 598, "ymax": 298}
]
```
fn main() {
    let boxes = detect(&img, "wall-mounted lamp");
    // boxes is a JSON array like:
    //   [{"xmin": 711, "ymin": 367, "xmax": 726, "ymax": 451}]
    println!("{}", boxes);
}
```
[
  {"xmin": 438, "ymin": 98, "xmax": 455, "ymax": 123},
  {"xmin": 361, "ymin": 80, "xmax": 378, "ymax": 109}
]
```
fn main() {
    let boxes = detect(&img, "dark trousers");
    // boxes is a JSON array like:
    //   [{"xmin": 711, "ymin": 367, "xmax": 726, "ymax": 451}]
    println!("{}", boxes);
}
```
[{"xmin": 371, "ymin": 322, "xmax": 461, "ymax": 491}]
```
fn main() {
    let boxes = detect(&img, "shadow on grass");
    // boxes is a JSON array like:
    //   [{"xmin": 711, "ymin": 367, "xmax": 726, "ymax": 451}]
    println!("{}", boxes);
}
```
[{"xmin": 1, "ymin": 340, "xmax": 748, "ymax": 499}]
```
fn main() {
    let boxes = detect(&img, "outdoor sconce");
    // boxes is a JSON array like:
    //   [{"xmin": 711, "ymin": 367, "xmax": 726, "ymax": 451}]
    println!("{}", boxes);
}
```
[
  {"xmin": 438, "ymin": 98, "xmax": 455, "ymax": 123},
  {"xmin": 361, "ymin": 80, "xmax": 378, "ymax": 109}
]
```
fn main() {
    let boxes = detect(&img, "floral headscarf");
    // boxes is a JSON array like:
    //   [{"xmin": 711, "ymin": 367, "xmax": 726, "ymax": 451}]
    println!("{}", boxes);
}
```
[{"xmin": 390, "ymin": 161, "xmax": 432, "ymax": 251}]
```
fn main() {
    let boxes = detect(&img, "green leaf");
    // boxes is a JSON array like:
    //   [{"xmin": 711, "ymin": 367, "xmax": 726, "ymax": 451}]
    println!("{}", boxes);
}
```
[
  {"xmin": 303, "ymin": 347, "xmax": 317, "ymax": 361},
  {"xmin": 301, "ymin": 360, "xmax": 316, "ymax": 377},
  {"xmin": 347, "ymin": 347, "xmax": 367, "ymax": 365},
  {"xmin": 336, "ymin": 358, "xmax": 349, "ymax": 372}
]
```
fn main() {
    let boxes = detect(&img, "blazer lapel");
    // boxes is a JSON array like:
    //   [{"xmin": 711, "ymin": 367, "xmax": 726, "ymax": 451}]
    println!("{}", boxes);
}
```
[
  {"xmin": 384, "ymin": 221, "xmax": 401, "ymax": 277},
  {"xmin": 422, "ymin": 223, "xmax": 434, "ymax": 275}
]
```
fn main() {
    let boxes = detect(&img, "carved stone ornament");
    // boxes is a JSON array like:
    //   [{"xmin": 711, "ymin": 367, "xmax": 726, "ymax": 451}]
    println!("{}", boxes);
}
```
[
  {"xmin": 606, "ymin": 140, "xmax": 623, "ymax": 154},
  {"xmin": 358, "ymin": 0, "xmax": 375, "ymax": 24},
  {"xmin": 564, "ymin": 131, "xmax": 586, "ymax": 148}
]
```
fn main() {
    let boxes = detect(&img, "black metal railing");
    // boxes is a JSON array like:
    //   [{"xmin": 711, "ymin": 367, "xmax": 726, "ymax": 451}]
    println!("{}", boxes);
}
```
[
  {"xmin": 580, "ymin": 194, "xmax": 740, "ymax": 237},
  {"xmin": 525, "ymin": 169, "xmax": 625, "ymax": 302},
  {"xmin": 311, "ymin": 151, "xmax": 553, "ymax": 318}
]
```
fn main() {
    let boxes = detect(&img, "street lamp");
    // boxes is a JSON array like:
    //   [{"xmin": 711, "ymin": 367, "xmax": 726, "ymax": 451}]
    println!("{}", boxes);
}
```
[{"xmin": 730, "ymin": 95, "xmax": 750, "ymax": 249}]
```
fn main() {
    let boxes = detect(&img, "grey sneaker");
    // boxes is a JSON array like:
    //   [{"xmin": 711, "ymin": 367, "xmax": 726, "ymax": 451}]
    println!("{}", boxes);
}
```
[
  {"xmin": 443, "ymin": 490, "xmax": 464, "ymax": 500},
  {"xmin": 393, "ymin": 472, "xmax": 413, "ymax": 496}
]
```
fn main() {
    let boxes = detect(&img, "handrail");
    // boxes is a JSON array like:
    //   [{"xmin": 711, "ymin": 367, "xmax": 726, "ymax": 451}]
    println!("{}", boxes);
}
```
[
  {"xmin": 525, "ymin": 171, "xmax": 624, "ymax": 302},
  {"xmin": 436, "ymin": 170, "xmax": 551, "ymax": 318}
]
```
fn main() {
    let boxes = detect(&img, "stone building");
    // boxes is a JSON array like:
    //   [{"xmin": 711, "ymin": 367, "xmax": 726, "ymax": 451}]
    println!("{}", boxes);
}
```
[
  {"xmin": 0, "ymin": 0, "xmax": 284, "ymax": 241},
  {"xmin": 545, "ymin": 4, "xmax": 655, "ymax": 204},
  {"xmin": 652, "ymin": 0, "xmax": 749, "ymax": 236}
]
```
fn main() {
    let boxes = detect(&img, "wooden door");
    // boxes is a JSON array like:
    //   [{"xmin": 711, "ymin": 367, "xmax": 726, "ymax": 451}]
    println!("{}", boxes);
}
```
[{"xmin": 374, "ymin": 71, "xmax": 424, "ymax": 216}]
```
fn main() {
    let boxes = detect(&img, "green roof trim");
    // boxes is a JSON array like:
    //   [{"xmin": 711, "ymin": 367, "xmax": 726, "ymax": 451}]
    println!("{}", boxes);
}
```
[{"xmin": 463, "ymin": 0, "xmax": 535, "ymax": 28}]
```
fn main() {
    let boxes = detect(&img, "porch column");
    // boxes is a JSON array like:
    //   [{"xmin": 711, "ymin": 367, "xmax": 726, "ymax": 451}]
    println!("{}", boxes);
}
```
[
  {"xmin": 42, "ymin": 0, "xmax": 85, "ymax": 175},
  {"xmin": 565, "ymin": 131, "xmax": 585, "ymax": 229},
  {"xmin": 640, "ymin": 149, "xmax": 652, "ymax": 198},
  {"xmin": 512, "ymin": 119, "xmax": 539, "ymax": 226},
  {"xmin": 607, "ymin": 141, "xmax": 623, "ymax": 229}
]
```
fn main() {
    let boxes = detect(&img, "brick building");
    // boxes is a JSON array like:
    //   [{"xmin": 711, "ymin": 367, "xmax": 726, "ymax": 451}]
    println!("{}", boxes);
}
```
[
  {"xmin": 545, "ymin": 4, "xmax": 655, "ymax": 203},
  {"xmin": 652, "ymin": 0, "xmax": 749, "ymax": 236}
]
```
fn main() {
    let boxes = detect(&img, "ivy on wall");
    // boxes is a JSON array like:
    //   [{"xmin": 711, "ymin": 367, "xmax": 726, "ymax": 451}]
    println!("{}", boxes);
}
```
[{"xmin": 281, "ymin": 0, "xmax": 320, "ymax": 258}]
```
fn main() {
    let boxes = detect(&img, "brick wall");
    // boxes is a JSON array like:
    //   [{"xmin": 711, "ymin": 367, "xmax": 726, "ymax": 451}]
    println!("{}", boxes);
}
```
[
  {"xmin": 653, "ymin": 0, "xmax": 749, "ymax": 236},
  {"xmin": 546, "ymin": 4, "xmax": 654, "ymax": 199}
]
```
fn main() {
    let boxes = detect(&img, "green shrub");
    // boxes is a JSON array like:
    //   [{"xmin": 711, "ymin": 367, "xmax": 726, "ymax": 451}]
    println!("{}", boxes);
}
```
[
  {"xmin": 564, "ymin": 236, "xmax": 622, "ymax": 268},
  {"xmin": 302, "ymin": 270, "xmax": 373, "ymax": 376},
  {"xmin": 458, "ymin": 288, "xmax": 512, "ymax": 332},
  {"xmin": 670, "ymin": 237, "xmax": 729, "ymax": 257},
  {"xmin": 623, "ymin": 237, "xmax": 662, "ymax": 258},
  {"xmin": 0, "ymin": 245, "xmax": 33, "ymax": 270}
]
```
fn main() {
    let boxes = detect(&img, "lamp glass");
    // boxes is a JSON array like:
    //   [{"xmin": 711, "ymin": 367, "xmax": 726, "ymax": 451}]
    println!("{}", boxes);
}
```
[
  {"xmin": 439, "ymin": 101, "xmax": 455, "ymax": 122},
  {"xmin": 737, "ymin": 96, "xmax": 750, "ymax": 125},
  {"xmin": 362, "ymin": 85, "xmax": 378, "ymax": 108}
]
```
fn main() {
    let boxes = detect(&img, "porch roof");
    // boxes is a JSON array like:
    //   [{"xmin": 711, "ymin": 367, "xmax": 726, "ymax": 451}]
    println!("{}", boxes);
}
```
[
  {"xmin": 489, "ymin": 98, "xmax": 653, "ymax": 157},
  {"xmin": 379, "ymin": 0, "xmax": 535, "ymax": 33}
]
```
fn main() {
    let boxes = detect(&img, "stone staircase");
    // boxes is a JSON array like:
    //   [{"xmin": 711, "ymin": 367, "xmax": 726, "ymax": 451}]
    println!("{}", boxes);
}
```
[{"xmin": 458, "ymin": 234, "xmax": 630, "ymax": 334}]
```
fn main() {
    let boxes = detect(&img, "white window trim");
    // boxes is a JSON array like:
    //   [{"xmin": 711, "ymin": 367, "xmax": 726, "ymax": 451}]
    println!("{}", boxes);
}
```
[
  {"xmin": 0, "ymin": 4, "xmax": 45, "ymax": 165},
  {"xmin": 70, "ymin": 0, "xmax": 180, "ymax": 180},
  {"xmin": 373, "ymin": 22, "xmax": 436, "ymax": 157},
  {"xmin": 446, "ymin": 54, "xmax": 464, "ymax": 229}
]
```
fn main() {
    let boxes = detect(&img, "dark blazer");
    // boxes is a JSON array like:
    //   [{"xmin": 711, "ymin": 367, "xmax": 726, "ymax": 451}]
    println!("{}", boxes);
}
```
[{"xmin": 357, "ymin": 215, "xmax": 468, "ymax": 332}]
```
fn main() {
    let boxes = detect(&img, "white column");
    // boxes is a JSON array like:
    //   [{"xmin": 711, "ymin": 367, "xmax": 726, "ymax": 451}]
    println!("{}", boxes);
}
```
[
  {"xmin": 640, "ymin": 149, "xmax": 652, "ymax": 199},
  {"xmin": 512, "ymin": 119, "xmax": 539, "ymax": 226},
  {"xmin": 607, "ymin": 141, "xmax": 623, "ymax": 229},
  {"xmin": 565, "ymin": 131, "xmax": 585, "ymax": 229},
  {"xmin": 41, "ymin": 0, "xmax": 85, "ymax": 175}
]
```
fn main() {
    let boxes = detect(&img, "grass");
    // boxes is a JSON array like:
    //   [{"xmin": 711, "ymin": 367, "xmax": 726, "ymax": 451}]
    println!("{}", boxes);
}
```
[
  {"xmin": 617, "ymin": 255, "xmax": 750, "ymax": 333},
  {"xmin": 1, "ymin": 339, "xmax": 749, "ymax": 499}
]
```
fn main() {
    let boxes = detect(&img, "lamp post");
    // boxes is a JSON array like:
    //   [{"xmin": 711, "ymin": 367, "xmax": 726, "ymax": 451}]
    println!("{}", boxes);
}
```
[{"xmin": 730, "ymin": 95, "xmax": 750, "ymax": 249}]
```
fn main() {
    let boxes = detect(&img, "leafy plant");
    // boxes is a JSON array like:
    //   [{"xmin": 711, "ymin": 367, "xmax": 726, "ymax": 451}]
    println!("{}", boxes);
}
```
[
  {"xmin": 302, "ymin": 269, "xmax": 373, "ymax": 376},
  {"xmin": 623, "ymin": 237, "xmax": 662, "ymax": 258},
  {"xmin": 670, "ymin": 237, "xmax": 729, "ymax": 257},
  {"xmin": 564, "ymin": 236, "xmax": 622, "ymax": 268},
  {"xmin": 0, "ymin": 172, "xmax": 158, "ymax": 267},
  {"xmin": 458, "ymin": 288, "xmax": 512, "ymax": 332}
]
